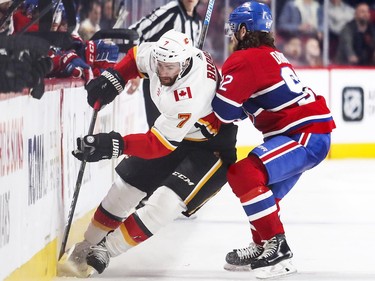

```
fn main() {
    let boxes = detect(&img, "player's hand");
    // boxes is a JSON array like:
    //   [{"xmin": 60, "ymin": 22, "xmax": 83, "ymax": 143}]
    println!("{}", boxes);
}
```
[
  {"xmin": 86, "ymin": 39, "xmax": 119, "ymax": 77},
  {"xmin": 72, "ymin": 131, "xmax": 124, "ymax": 162},
  {"xmin": 93, "ymin": 39, "xmax": 119, "ymax": 62},
  {"xmin": 85, "ymin": 68, "xmax": 125, "ymax": 108},
  {"xmin": 60, "ymin": 51, "xmax": 93, "ymax": 83}
]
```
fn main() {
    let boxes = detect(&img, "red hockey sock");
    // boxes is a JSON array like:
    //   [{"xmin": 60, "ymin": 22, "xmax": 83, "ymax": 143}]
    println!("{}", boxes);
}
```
[
  {"xmin": 122, "ymin": 212, "xmax": 153, "ymax": 245},
  {"xmin": 92, "ymin": 204, "xmax": 123, "ymax": 231},
  {"xmin": 251, "ymin": 198, "xmax": 284, "ymax": 241}
]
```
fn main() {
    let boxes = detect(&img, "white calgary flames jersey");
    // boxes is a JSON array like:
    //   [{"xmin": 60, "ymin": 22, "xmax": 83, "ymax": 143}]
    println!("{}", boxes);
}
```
[{"xmin": 136, "ymin": 43, "xmax": 219, "ymax": 142}]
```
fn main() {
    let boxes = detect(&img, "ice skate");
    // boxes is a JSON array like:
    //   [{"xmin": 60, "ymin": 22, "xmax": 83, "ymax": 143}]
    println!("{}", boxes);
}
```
[
  {"xmin": 224, "ymin": 242, "xmax": 264, "ymax": 271},
  {"xmin": 251, "ymin": 234, "xmax": 297, "ymax": 279},
  {"xmin": 86, "ymin": 240, "xmax": 111, "ymax": 274},
  {"xmin": 57, "ymin": 240, "xmax": 95, "ymax": 278}
]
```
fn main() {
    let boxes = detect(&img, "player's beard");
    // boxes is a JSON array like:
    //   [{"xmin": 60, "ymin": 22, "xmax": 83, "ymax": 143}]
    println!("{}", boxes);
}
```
[
  {"xmin": 159, "ymin": 75, "xmax": 178, "ymax": 86},
  {"xmin": 233, "ymin": 33, "xmax": 247, "ymax": 51},
  {"xmin": 230, "ymin": 34, "xmax": 242, "ymax": 53}
]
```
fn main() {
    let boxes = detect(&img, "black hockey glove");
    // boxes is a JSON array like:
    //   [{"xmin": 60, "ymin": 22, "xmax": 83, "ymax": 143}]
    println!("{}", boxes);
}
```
[
  {"xmin": 72, "ymin": 131, "xmax": 124, "ymax": 162},
  {"xmin": 29, "ymin": 56, "xmax": 53, "ymax": 99},
  {"xmin": 30, "ymin": 57, "xmax": 53, "ymax": 85},
  {"xmin": 85, "ymin": 68, "xmax": 125, "ymax": 108}
]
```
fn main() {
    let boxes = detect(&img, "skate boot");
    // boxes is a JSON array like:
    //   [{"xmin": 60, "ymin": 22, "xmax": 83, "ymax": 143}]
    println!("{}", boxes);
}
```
[
  {"xmin": 57, "ymin": 240, "xmax": 95, "ymax": 277},
  {"xmin": 86, "ymin": 240, "xmax": 111, "ymax": 274},
  {"xmin": 224, "ymin": 242, "xmax": 264, "ymax": 271},
  {"xmin": 251, "ymin": 234, "xmax": 297, "ymax": 279}
]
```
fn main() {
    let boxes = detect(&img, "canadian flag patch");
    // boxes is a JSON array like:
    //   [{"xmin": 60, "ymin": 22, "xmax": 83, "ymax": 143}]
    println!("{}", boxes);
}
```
[{"xmin": 174, "ymin": 87, "xmax": 192, "ymax": 101}]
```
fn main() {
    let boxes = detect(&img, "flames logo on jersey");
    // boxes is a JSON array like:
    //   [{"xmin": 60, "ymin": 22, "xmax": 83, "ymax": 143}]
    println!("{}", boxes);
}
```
[{"xmin": 174, "ymin": 87, "xmax": 192, "ymax": 101}]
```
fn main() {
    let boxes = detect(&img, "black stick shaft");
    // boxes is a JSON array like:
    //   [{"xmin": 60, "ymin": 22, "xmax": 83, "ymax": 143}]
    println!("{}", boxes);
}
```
[
  {"xmin": 58, "ymin": 101, "xmax": 101, "ymax": 260},
  {"xmin": 197, "ymin": 0, "xmax": 215, "ymax": 50}
]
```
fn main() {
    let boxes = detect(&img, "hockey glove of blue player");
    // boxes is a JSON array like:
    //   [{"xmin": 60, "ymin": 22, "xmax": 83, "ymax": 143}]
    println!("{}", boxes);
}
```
[
  {"xmin": 72, "ymin": 131, "xmax": 124, "ymax": 162},
  {"xmin": 85, "ymin": 68, "xmax": 125, "ymax": 108}
]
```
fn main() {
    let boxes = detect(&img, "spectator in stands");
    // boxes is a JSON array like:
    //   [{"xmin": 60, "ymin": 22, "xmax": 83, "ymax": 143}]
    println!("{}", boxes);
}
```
[
  {"xmin": 328, "ymin": 0, "xmax": 354, "ymax": 36},
  {"xmin": 51, "ymin": 1, "xmax": 68, "ymax": 32},
  {"xmin": 281, "ymin": 35, "xmax": 322, "ymax": 67},
  {"xmin": 78, "ymin": 0, "xmax": 101, "ymax": 41},
  {"xmin": 0, "ymin": 0, "xmax": 13, "ymax": 35},
  {"xmin": 100, "ymin": 0, "xmax": 115, "ymax": 30},
  {"xmin": 282, "ymin": 36, "xmax": 304, "ymax": 66},
  {"xmin": 13, "ymin": 0, "xmax": 39, "ymax": 33},
  {"xmin": 328, "ymin": 0, "xmax": 354, "ymax": 60},
  {"xmin": 371, "ymin": 3, "xmax": 375, "ymax": 25},
  {"xmin": 304, "ymin": 37, "xmax": 323, "ymax": 67},
  {"xmin": 335, "ymin": 2, "xmax": 375, "ymax": 65},
  {"xmin": 278, "ymin": 0, "xmax": 323, "ymax": 40}
]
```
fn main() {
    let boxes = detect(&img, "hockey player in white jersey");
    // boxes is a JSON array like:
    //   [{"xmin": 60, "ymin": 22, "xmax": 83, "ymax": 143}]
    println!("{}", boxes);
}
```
[{"xmin": 57, "ymin": 30, "xmax": 237, "ymax": 277}]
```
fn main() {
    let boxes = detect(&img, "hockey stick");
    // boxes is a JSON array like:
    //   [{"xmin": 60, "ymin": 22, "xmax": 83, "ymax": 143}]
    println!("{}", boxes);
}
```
[
  {"xmin": 113, "ymin": 0, "xmax": 128, "ymax": 29},
  {"xmin": 58, "ymin": 100, "xmax": 101, "ymax": 260},
  {"xmin": 197, "ymin": 0, "xmax": 215, "ymax": 50}
]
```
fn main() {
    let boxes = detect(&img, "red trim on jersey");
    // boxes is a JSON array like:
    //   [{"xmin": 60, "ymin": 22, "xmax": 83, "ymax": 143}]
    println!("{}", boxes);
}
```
[
  {"xmin": 123, "ymin": 129, "xmax": 175, "ymax": 159},
  {"xmin": 114, "ymin": 46, "xmax": 144, "ymax": 81}
]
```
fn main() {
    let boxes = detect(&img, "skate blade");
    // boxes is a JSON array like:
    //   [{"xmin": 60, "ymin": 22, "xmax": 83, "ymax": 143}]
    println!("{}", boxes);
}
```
[
  {"xmin": 175, "ymin": 213, "xmax": 198, "ymax": 220},
  {"xmin": 254, "ymin": 258, "xmax": 297, "ymax": 279},
  {"xmin": 224, "ymin": 263, "xmax": 252, "ymax": 272},
  {"xmin": 57, "ymin": 247, "xmax": 95, "ymax": 278}
]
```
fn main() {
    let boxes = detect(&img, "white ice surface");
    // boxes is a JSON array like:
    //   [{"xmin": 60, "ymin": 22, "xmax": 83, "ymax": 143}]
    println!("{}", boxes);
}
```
[{"xmin": 55, "ymin": 159, "xmax": 375, "ymax": 281}]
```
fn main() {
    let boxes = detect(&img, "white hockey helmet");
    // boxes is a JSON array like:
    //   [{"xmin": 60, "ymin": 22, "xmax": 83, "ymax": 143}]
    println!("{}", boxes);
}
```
[
  {"xmin": 152, "ymin": 30, "xmax": 193, "ymax": 79},
  {"xmin": 152, "ymin": 29, "xmax": 193, "ymax": 63}
]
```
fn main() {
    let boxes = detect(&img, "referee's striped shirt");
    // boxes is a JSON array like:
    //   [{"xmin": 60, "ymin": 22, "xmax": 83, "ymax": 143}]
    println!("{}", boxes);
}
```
[{"xmin": 129, "ymin": 0, "xmax": 202, "ymax": 47}]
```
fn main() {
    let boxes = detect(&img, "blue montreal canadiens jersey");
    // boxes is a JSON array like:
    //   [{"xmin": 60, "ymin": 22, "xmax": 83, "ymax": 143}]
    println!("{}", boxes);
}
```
[{"xmin": 212, "ymin": 46, "xmax": 335, "ymax": 138}]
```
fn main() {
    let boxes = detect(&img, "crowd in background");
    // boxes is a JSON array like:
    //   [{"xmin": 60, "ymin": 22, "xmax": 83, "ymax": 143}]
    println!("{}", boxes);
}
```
[
  {"xmin": 276, "ymin": 0, "xmax": 375, "ymax": 67},
  {"xmin": 74, "ymin": 0, "xmax": 375, "ymax": 67},
  {"xmin": 1, "ymin": 0, "xmax": 375, "ymax": 94}
]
